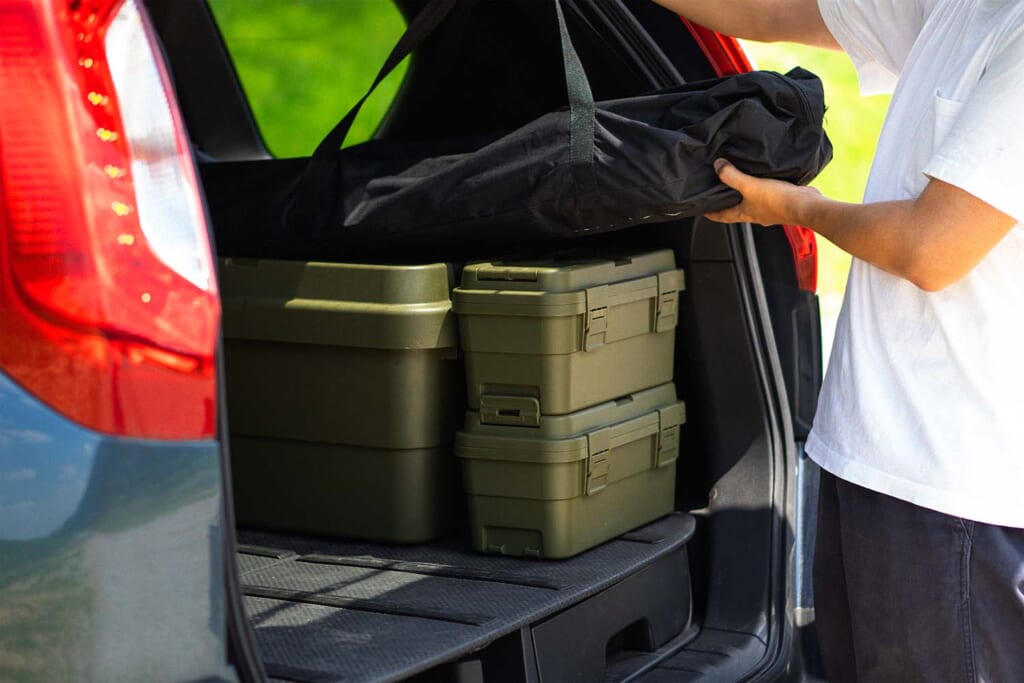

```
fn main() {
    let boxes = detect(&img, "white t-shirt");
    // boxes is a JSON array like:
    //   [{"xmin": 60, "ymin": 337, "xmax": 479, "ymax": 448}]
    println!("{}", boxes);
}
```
[{"xmin": 808, "ymin": 0, "xmax": 1024, "ymax": 527}]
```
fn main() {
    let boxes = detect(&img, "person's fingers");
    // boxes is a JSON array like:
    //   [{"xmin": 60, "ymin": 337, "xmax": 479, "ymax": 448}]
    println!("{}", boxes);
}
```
[
  {"xmin": 709, "ymin": 159, "xmax": 802, "ymax": 225},
  {"xmin": 708, "ymin": 159, "xmax": 747, "ymax": 223},
  {"xmin": 705, "ymin": 207, "xmax": 744, "ymax": 223},
  {"xmin": 713, "ymin": 158, "xmax": 749, "ymax": 193}
]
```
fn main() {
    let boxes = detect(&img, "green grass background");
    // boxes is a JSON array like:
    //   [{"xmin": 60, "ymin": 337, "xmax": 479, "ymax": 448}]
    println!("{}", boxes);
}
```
[
  {"xmin": 206, "ymin": 0, "xmax": 409, "ymax": 157},
  {"xmin": 208, "ymin": 1, "xmax": 890, "ymax": 298}
]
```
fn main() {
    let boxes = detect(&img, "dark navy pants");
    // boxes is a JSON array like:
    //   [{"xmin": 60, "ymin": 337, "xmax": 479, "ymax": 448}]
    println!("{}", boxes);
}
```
[{"xmin": 813, "ymin": 469, "xmax": 1024, "ymax": 682}]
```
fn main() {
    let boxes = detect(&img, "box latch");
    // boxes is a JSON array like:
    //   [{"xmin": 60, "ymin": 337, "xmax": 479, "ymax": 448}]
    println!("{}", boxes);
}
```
[
  {"xmin": 584, "ymin": 285, "xmax": 609, "ymax": 351},
  {"xmin": 655, "ymin": 271, "xmax": 681, "ymax": 333},
  {"xmin": 480, "ymin": 395, "xmax": 541, "ymax": 427},
  {"xmin": 585, "ymin": 427, "xmax": 612, "ymax": 495},
  {"xmin": 655, "ymin": 404, "xmax": 684, "ymax": 468}
]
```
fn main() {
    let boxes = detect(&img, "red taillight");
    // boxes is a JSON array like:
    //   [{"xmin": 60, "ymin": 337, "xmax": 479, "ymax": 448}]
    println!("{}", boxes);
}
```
[
  {"xmin": 782, "ymin": 224, "xmax": 818, "ymax": 293},
  {"xmin": 679, "ymin": 18, "xmax": 752, "ymax": 76},
  {"xmin": 0, "ymin": 0, "xmax": 220, "ymax": 439},
  {"xmin": 680, "ymin": 18, "xmax": 819, "ymax": 293}
]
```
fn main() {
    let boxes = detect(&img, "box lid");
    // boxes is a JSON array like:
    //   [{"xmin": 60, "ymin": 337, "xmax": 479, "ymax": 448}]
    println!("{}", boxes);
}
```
[
  {"xmin": 453, "ymin": 250, "xmax": 684, "ymax": 321},
  {"xmin": 220, "ymin": 258, "xmax": 457, "ymax": 350},
  {"xmin": 458, "ymin": 249, "xmax": 676, "ymax": 293},
  {"xmin": 455, "ymin": 383, "xmax": 685, "ymax": 465}
]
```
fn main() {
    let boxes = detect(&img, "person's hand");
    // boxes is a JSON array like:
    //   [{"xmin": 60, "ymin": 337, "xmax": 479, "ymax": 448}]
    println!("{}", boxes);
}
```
[{"xmin": 705, "ymin": 158, "xmax": 822, "ymax": 226}]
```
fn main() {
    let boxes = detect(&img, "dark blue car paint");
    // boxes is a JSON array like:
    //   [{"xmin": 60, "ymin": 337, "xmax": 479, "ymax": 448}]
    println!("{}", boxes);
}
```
[{"xmin": 0, "ymin": 372, "xmax": 232, "ymax": 681}]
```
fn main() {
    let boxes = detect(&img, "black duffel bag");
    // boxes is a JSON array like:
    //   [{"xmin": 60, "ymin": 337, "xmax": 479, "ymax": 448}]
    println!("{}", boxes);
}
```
[{"xmin": 202, "ymin": 0, "xmax": 832, "ymax": 261}]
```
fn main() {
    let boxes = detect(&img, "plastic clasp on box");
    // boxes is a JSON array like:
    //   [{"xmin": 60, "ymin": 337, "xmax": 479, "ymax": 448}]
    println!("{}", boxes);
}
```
[
  {"xmin": 655, "ymin": 271, "xmax": 682, "ymax": 333},
  {"xmin": 584, "ymin": 286, "xmax": 609, "ymax": 351},
  {"xmin": 655, "ymin": 404, "xmax": 685, "ymax": 468},
  {"xmin": 585, "ymin": 427, "xmax": 612, "ymax": 495}
]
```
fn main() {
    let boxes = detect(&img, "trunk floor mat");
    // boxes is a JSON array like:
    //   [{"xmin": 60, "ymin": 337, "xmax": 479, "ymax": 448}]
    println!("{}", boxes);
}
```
[{"xmin": 236, "ymin": 512, "xmax": 695, "ymax": 683}]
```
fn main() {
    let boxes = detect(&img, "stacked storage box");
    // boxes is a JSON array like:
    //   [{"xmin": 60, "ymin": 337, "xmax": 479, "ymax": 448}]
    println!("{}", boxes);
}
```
[
  {"xmin": 220, "ymin": 258, "xmax": 463, "ymax": 543},
  {"xmin": 453, "ymin": 250, "xmax": 687, "ymax": 558}
]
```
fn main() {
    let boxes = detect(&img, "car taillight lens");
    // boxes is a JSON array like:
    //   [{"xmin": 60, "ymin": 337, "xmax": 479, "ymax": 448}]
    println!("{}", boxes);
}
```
[
  {"xmin": 680, "ymin": 18, "xmax": 819, "ymax": 293},
  {"xmin": 679, "ymin": 18, "xmax": 752, "ymax": 76},
  {"xmin": 781, "ymin": 224, "xmax": 818, "ymax": 293},
  {"xmin": 0, "ymin": 0, "xmax": 219, "ymax": 439}
]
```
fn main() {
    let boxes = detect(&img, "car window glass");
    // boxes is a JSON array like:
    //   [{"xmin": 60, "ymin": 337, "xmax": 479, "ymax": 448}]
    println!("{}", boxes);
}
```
[{"xmin": 206, "ymin": 0, "xmax": 407, "ymax": 158}]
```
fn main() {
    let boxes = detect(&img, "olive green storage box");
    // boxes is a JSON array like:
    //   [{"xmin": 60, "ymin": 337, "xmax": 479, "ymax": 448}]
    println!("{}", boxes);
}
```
[
  {"xmin": 220, "ymin": 258, "xmax": 463, "ymax": 543},
  {"xmin": 453, "ymin": 250, "xmax": 684, "ymax": 417},
  {"xmin": 455, "ymin": 383, "xmax": 684, "ymax": 559}
]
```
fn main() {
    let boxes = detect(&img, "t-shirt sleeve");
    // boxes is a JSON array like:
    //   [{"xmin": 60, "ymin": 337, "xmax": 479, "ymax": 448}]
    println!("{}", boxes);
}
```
[
  {"xmin": 923, "ymin": 25, "xmax": 1024, "ymax": 224},
  {"xmin": 816, "ymin": 0, "xmax": 932, "ymax": 95}
]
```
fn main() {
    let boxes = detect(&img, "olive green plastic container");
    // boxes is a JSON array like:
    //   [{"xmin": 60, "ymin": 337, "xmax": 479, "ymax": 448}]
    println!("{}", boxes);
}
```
[
  {"xmin": 220, "ymin": 257, "xmax": 463, "ymax": 543},
  {"xmin": 453, "ymin": 250, "xmax": 684, "ymax": 418},
  {"xmin": 455, "ymin": 383, "xmax": 685, "ymax": 559}
]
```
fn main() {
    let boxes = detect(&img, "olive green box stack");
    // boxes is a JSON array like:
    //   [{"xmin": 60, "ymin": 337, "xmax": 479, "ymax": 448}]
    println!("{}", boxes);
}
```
[
  {"xmin": 219, "ymin": 258, "xmax": 463, "ymax": 544},
  {"xmin": 453, "ymin": 250, "xmax": 686, "ymax": 558}
]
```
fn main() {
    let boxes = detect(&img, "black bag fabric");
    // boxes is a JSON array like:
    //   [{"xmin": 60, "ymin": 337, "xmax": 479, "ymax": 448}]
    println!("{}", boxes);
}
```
[{"xmin": 202, "ymin": 0, "xmax": 832, "ymax": 261}]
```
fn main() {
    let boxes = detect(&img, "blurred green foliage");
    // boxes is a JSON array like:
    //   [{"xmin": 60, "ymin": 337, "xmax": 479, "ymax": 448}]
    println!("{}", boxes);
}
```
[{"xmin": 207, "ymin": 0, "xmax": 407, "ymax": 157}]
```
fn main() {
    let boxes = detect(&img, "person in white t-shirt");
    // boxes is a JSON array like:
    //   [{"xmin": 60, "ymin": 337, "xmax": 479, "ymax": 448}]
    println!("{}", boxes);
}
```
[{"xmin": 654, "ymin": 0, "xmax": 1024, "ymax": 679}]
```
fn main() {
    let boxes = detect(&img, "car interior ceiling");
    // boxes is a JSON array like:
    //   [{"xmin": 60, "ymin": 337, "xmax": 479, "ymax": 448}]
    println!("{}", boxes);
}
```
[{"xmin": 145, "ymin": 0, "xmax": 789, "ymax": 679}]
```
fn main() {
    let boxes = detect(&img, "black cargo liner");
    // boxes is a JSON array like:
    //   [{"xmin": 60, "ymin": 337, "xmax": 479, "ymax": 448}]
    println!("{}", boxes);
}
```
[{"xmin": 236, "ymin": 513, "xmax": 695, "ymax": 682}]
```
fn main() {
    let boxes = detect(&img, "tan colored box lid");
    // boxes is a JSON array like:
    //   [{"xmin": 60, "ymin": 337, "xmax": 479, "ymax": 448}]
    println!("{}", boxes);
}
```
[
  {"xmin": 458, "ymin": 249, "xmax": 677, "ymax": 292},
  {"xmin": 220, "ymin": 258, "xmax": 457, "ymax": 350},
  {"xmin": 453, "ymin": 250, "xmax": 684, "ymax": 320},
  {"xmin": 455, "ymin": 383, "xmax": 685, "ymax": 464}
]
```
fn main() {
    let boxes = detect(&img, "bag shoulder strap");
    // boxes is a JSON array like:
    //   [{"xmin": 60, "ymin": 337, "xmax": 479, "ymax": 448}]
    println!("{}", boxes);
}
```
[
  {"xmin": 555, "ymin": 0, "xmax": 593, "ymax": 166},
  {"xmin": 291, "ymin": 0, "xmax": 596, "ymax": 233},
  {"xmin": 313, "ymin": 0, "xmax": 594, "ymax": 160},
  {"xmin": 310, "ymin": 0, "xmax": 462, "ymax": 160}
]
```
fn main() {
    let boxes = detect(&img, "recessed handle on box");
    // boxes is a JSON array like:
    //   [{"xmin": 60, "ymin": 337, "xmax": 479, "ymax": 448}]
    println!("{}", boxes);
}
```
[{"xmin": 480, "ymin": 395, "xmax": 541, "ymax": 427}]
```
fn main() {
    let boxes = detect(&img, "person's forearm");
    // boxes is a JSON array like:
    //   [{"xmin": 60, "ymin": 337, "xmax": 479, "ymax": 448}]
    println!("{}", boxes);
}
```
[
  {"xmin": 649, "ymin": 0, "xmax": 840, "ymax": 49},
  {"xmin": 708, "ymin": 160, "xmax": 1018, "ymax": 292},
  {"xmin": 791, "ymin": 188, "xmax": 1012, "ymax": 292},
  {"xmin": 649, "ymin": 0, "xmax": 780, "ymax": 42},
  {"xmin": 793, "ymin": 195, "xmax": 938, "ymax": 287}
]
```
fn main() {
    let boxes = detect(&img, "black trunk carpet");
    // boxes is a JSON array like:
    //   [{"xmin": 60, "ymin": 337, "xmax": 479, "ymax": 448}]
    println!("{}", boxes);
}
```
[{"xmin": 236, "ymin": 513, "xmax": 695, "ymax": 683}]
